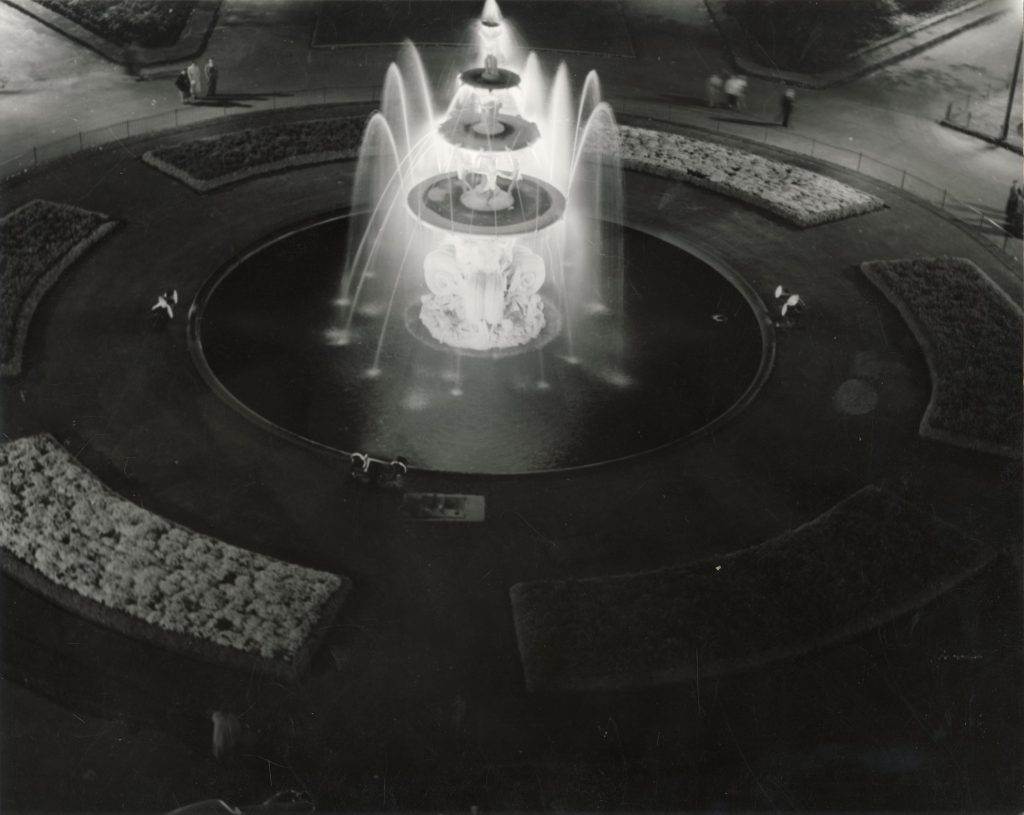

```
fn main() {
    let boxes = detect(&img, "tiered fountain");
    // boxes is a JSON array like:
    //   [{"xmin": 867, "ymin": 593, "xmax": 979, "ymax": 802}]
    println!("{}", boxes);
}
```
[
  {"xmin": 335, "ymin": 0, "xmax": 624, "ymax": 370},
  {"xmin": 194, "ymin": 0, "xmax": 767, "ymax": 473}
]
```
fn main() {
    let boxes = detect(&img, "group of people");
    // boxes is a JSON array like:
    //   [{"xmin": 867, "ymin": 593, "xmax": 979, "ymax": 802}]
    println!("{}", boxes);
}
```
[
  {"xmin": 774, "ymin": 284, "xmax": 806, "ymax": 329},
  {"xmin": 174, "ymin": 58, "xmax": 219, "ymax": 103},
  {"xmin": 350, "ymin": 452, "xmax": 410, "ymax": 491},
  {"xmin": 150, "ymin": 288, "xmax": 179, "ymax": 329},
  {"xmin": 707, "ymin": 72, "xmax": 798, "ymax": 127},
  {"xmin": 706, "ymin": 72, "xmax": 748, "ymax": 111}
]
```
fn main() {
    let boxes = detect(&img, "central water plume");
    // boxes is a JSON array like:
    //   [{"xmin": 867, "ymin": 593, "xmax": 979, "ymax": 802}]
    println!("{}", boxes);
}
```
[{"xmin": 333, "ymin": 0, "xmax": 624, "ymax": 382}]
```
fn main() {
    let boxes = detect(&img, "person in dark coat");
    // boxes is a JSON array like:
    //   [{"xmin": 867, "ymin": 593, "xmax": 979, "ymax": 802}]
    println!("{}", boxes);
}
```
[
  {"xmin": 204, "ymin": 58, "xmax": 218, "ymax": 97},
  {"xmin": 174, "ymin": 70, "xmax": 191, "ymax": 103},
  {"xmin": 1005, "ymin": 180, "xmax": 1023, "ymax": 237},
  {"xmin": 780, "ymin": 86, "xmax": 796, "ymax": 128}
]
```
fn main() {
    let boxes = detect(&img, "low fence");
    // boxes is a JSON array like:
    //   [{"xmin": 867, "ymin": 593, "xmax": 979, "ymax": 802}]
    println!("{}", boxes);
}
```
[
  {"xmin": 3, "ymin": 83, "xmax": 1019, "ymax": 264},
  {"xmin": 613, "ymin": 96, "xmax": 1021, "ymax": 263},
  {"xmin": 0, "ymin": 84, "xmax": 380, "ymax": 177},
  {"xmin": 943, "ymin": 83, "xmax": 1023, "ymax": 150}
]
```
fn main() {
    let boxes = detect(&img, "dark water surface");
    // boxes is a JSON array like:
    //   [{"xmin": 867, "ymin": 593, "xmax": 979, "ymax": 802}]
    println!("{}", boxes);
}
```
[{"xmin": 196, "ymin": 218, "xmax": 766, "ymax": 473}]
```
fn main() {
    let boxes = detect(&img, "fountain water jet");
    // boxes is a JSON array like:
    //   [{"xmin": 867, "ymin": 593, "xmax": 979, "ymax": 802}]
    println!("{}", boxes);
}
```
[{"xmin": 336, "ymin": 0, "xmax": 624, "ymax": 371}]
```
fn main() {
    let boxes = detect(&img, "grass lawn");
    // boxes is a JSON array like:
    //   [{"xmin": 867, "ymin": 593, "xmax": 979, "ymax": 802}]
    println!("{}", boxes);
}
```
[
  {"xmin": 35, "ymin": 0, "xmax": 197, "ymax": 48},
  {"xmin": 511, "ymin": 485, "xmax": 997, "ymax": 692},
  {"xmin": 719, "ymin": 0, "xmax": 974, "ymax": 73}
]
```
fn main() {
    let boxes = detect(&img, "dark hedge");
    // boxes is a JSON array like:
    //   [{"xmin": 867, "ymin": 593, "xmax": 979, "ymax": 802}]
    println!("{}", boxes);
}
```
[
  {"xmin": 511, "ymin": 486, "xmax": 990, "ymax": 691},
  {"xmin": 863, "ymin": 256, "xmax": 1023, "ymax": 454},
  {"xmin": 149, "ymin": 116, "xmax": 368, "ymax": 181},
  {"xmin": 0, "ymin": 201, "xmax": 110, "ymax": 364},
  {"xmin": 35, "ymin": 0, "xmax": 196, "ymax": 48}
]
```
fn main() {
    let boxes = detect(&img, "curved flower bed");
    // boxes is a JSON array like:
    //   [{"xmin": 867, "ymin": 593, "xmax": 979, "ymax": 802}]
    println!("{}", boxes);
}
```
[
  {"xmin": 144, "ymin": 116, "xmax": 883, "ymax": 226},
  {"xmin": 617, "ymin": 125, "xmax": 885, "ymax": 227},
  {"xmin": 1, "ymin": 200, "xmax": 118, "ymax": 377},
  {"xmin": 0, "ymin": 435, "xmax": 349, "ymax": 677},
  {"xmin": 35, "ymin": 0, "xmax": 196, "ymax": 48},
  {"xmin": 862, "ymin": 257, "xmax": 1023, "ymax": 457},
  {"xmin": 143, "ymin": 116, "xmax": 368, "ymax": 192},
  {"xmin": 511, "ymin": 485, "xmax": 995, "ymax": 692}
]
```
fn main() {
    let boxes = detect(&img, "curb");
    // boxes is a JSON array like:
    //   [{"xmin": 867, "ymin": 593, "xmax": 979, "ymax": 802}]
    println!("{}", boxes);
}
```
[
  {"xmin": 704, "ymin": 0, "xmax": 1008, "ymax": 89},
  {"xmin": 0, "ymin": 0, "xmax": 221, "ymax": 67},
  {"xmin": 939, "ymin": 119, "xmax": 1024, "ymax": 155},
  {"xmin": 2, "ymin": 102, "xmax": 374, "ymax": 188}
]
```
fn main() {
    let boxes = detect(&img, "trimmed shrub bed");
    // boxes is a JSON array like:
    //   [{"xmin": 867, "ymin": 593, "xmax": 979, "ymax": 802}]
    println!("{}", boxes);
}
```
[
  {"xmin": 35, "ymin": 0, "xmax": 197, "ymax": 48},
  {"xmin": 862, "ymin": 257, "xmax": 1023, "ymax": 457},
  {"xmin": 0, "ymin": 435, "xmax": 349, "ymax": 677},
  {"xmin": 144, "ymin": 116, "xmax": 883, "ymax": 226},
  {"xmin": 142, "ymin": 116, "xmax": 368, "ymax": 191},
  {"xmin": 1, "ymin": 200, "xmax": 118, "ymax": 377},
  {"xmin": 511, "ymin": 486, "xmax": 994, "ymax": 692},
  {"xmin": 618, "ymin": 125, "xmax": 885, "ymax": 227}
]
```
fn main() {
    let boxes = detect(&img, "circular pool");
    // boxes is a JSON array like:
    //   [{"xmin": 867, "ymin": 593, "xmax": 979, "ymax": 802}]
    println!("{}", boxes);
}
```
[{"xmin": 192, "ymin": 216, "xmax": 772, "ymax": 474}]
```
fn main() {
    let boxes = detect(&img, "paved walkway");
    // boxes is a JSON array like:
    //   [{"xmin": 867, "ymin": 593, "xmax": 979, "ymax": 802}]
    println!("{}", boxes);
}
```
[
  {"xmin": 1, "ymin": 0, "xmax": 1021, "ymax": 216},
  {"xmin": 3, "ymin": 98, "xmax": 1021, "ymax": 815}
]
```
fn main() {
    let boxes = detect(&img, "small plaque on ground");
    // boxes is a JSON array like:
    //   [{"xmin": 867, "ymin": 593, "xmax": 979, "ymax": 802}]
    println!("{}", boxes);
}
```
[{"xmin": 402, "ymin": 493, "xmax": 486, "ymax": 522}]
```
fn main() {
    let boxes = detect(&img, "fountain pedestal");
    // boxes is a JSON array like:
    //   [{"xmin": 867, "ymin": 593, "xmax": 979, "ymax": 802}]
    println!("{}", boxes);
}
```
[{"xmin": 421, "ymin": 238, "xmax": 546, "ymax": 351}]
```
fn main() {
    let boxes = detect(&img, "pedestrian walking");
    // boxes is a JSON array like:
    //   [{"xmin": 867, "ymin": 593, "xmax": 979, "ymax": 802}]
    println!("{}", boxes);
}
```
[
  {"xmin": 735, "ymin": 75, "xmax": 748, "ymax": 111},
  {"xmin": 706, "ymin": 72, "xmax": 723, "ymax": 107},
  {"xmin": 122, "ymin": 42, "xmax": 139, "ymax": 79},
  {"xmin": 1006, "ymin": 179, "xmax": 1024, "ymax": 238},
  {"xmin": 186, "ymin": 60, "xmax": 202, "ymax": 100},
  {"xmin": 780, "ymin": 86, "xmax": 796, "ymax": 127},
  {"xmin": 723, "ymin": 74, "xmax": 741, "ymax": 110},
  {"xmin": 174, "ymin": 69, "xmax": 190, "ymax": 103},
  {"xmin": 204, "ymin": 57, "xmax": 218, "ymax": 97}
]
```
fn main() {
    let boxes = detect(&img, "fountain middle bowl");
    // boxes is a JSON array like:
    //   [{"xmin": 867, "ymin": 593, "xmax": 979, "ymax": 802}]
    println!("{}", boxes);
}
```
[
  {"xmin": 191, "ymin": 214, "xmax": 772, "ymax": 474},
  {"xmin": 408, "ymin": 172, "xmax": 566, "ymax": 236}
]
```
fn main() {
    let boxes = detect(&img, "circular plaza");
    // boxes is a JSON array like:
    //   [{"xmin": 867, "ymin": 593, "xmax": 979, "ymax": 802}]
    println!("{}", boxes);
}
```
[{"xmin": 0, "ymin": 1, "xmax": 1021, "ymax": 812}]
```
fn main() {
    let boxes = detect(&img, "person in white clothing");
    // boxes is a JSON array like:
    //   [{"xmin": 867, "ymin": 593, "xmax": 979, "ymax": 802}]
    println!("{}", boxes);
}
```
[
  {"xmin": 723, "ymin": 75, "xmax": 742, "ymax": 110},
  {"xmin": 706, "ymin": 73, "xmax": 723, "ymax": 107},
  {"xmin": 734, "ymin": 75, "xmax": 748, "ymax": 111},
  {"xmin": 186, "ymin": 61, "xmax": 202, "ymax": 100},
  {"xmin": 151, "ymin": 289, "xmax": 178, "ymax": 326}
]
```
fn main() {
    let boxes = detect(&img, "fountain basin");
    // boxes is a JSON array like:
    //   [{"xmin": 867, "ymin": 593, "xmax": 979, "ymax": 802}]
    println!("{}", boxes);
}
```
[{"xmin": 191, "ymin": 215, "xmax": 773, "ymax": 474}]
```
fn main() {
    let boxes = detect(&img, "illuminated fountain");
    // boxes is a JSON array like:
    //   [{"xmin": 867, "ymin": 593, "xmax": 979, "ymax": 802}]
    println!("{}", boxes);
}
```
[
  {"xmin": 336, "ymin": 0, "xmax": 623, "ymax": 367},
  {"xmin": 195, "ymin": 0, "xmax": 769, "ymax": 473}
]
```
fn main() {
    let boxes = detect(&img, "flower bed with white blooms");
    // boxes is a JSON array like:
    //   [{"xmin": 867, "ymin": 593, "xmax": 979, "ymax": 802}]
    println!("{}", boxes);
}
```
[
  {"xmin": 1, "ymin": 200, "xmax": 118, "ymax": 377},
  {"xmin": 617, "ymin": 125, "xmax": 885, "ymax": 227},
  {"xmin": 0, "ymin": 434, "xmax": 350, "ymax": 677}
]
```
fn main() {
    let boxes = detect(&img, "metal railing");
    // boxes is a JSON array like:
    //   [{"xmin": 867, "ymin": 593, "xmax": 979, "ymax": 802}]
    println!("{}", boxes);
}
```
[
  {"xmin": 612, "ymin": 96, "xmax": 1021, "ymax": 262},
  {"xmin": 3, "ymin": 83, "xmax": 1019, "ymax": 263},
  {"xmin": 0, "ymin": 83, "xmax": 381, "ymax": 178}
]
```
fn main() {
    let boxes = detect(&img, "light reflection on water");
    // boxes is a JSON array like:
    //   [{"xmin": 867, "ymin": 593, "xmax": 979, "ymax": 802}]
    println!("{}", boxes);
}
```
[{"xmin": 199, "ymin": 218, "xmax": 763, "ymax": 474}]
